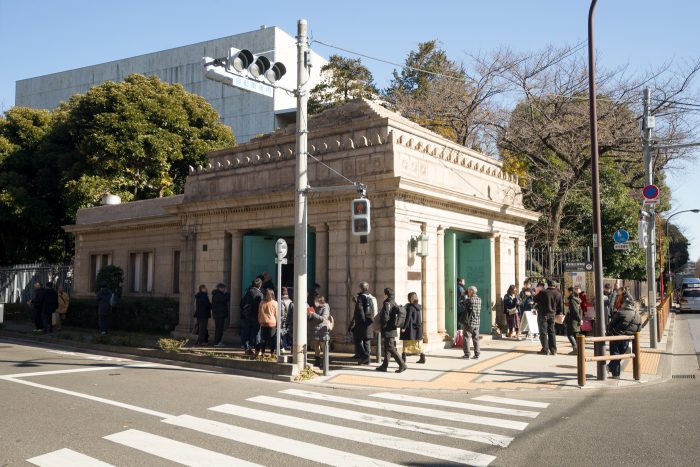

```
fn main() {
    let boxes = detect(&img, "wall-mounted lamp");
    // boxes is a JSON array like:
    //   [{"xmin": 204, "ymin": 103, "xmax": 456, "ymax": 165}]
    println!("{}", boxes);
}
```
[{"xmin": 411, "ymin": 233, "xmax": 430, "ymax": 257}]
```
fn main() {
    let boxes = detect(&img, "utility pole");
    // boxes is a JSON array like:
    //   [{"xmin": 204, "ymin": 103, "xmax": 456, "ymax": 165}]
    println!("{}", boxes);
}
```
[
  {"xmin": 292, "ymin": 19, "xmax": 309, "ymax": 370},
  {"xmin": 642, "ymin": 88, "xmax": 658, "ymax": 349}
]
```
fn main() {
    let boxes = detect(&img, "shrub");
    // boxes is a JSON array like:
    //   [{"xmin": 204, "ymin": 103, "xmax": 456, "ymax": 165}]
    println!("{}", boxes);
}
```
[
  {"xmin": 158, "ymin": 338, "xmax": 188, "ymax": 352},
  {"xmin": 95, "ymin": 265, "xmax": 124, "ymax": 293},
  {"xmin": 65, "ymin": 297, "xmax": 179, "ymax": 334}
]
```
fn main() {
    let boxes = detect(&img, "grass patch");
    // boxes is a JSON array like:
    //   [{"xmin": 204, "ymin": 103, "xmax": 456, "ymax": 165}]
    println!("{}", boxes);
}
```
[{"xmin": 158, "ymin": 338, "xmax": 188, "ymax": 352}]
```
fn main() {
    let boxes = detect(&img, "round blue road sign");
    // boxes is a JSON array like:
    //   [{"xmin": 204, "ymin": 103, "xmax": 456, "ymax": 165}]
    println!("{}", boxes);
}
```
[
  {"xmin": 642, "ymin": 184, "xmax": 659, "ymax": 200},
  {"xmin": 613, "ymin": 229, "xmax": 630, "ymax": 244}
]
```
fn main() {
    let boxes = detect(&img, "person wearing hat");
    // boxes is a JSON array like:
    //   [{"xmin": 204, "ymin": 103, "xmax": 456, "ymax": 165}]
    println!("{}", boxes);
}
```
[{"xmin": 211, "ymin": 283, "xmax": 230, "ymax": 348}]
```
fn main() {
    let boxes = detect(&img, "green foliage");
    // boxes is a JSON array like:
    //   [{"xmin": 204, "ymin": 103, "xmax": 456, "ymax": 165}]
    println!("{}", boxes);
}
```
[
  {"xmin": 158, "ymin": 338, "xmax": 188, "ymax": 352},
  {"xmin": 0, "ymin": 74, "xmax": 234, "ymax": 265},
  {"xmin": 95, "ymin": 264, "xmax": 124, "ymax": 292},
  {"xmin": 64, "ymin": 297, "xmax": 179, "ymax": 333},
  {"xmin": 386, "ymin": 40, "xmax": 455, "ymax": 99},
  {"xmin": 308, "ymin": 55, "xmax": 378, "ymax": 113}
]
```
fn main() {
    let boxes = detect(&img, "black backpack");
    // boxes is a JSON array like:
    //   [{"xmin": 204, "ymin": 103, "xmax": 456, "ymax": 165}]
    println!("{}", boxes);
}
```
[{"xmin": 392, "ymin": 304, "xmax": 407, "ymax": 329}]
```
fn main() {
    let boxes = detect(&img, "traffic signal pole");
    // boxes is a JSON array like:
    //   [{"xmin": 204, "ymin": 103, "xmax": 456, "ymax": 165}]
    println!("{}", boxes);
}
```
[
  {"xmin": 642, "ymin": 88, "xmax": 658, "ymax": 349},
  {"xmin": 292, "ymin": 19, "xmax": 309, "ymax": 371}
]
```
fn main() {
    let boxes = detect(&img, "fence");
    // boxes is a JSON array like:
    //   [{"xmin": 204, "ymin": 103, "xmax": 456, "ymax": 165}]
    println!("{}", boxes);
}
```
[
  {"xmin": 577, "ymin": 332, "xmax": 641, "ymax": 386},
  {"xmin": 657, "ymin": 295, "xmax": 671, "ymax": 342},
  {"xmin": 526, "ymin": 247, "xmax": 589, "ymax": 282},
  {"xmin": 0, "ymin": 263, "xmax": 73, "ymax": 304}
]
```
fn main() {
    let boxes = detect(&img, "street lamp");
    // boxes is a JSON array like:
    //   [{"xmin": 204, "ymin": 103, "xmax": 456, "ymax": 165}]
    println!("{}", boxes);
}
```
[{"xmin": 665, "ymin": 209, "xmax": 700, "ymax": 302}]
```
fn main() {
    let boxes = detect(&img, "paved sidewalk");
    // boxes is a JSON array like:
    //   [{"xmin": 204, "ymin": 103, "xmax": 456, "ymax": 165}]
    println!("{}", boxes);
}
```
[{"xmin": 313, "ymin": 314, "xmax": 673, "ymax": 391}]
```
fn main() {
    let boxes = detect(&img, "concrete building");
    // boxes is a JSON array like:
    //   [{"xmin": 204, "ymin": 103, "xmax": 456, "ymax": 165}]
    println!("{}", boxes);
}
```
[
  {"xmin": 15, "ymin": 26, "xmax": 326, "ymax": 143},
  {"xmin": 64, "ymin": 99, "xmax": 538, "ymax": 349}
]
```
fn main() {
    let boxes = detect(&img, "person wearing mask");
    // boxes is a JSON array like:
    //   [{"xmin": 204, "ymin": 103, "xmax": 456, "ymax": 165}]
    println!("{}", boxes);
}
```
[
  {"xmin": 96, "ymin": 282, "xmax": 113, "ymax": 335},
  {"xmin": 280, "ymin": 287, "xmax": 294, "ymax": 353},
  {"xmin": 376, "ymin": 288, "xmax": 407, "ymax": 372},
  {"xmin": 28, "ymin": 281, "xmax": 45, "ymax": 333},
  {"xmin": 401, "ymin": 292, "xmax": 425, "ymax": 364},
  {"xmin": 503, "ymin": 285, "xmax": 521, "ymax": 339},
  {"xmin": 535, "ymin": 279, "xmax": 564, "ymax": 355},
  {"xmin": 194, "ymin": 285, "xmax": 212, "ymax": 346},
  {"xmin": 458, "ymin": 286, "xmax": 482, "ymax": 359},
  {"xmin": 308, "ymin": 295, "xmax": 331, "ymax": 367},
  {"xmin": 41, "ymin": 282, "xmax": 59, "ymax": 334},
  {"xmin": 211, "ymin": 283, "xmax": 230, "ymax": 348},
  {"xmin": 256, "ymin": 289, "xmax": 278, "ymax": 358},
  {"xmin": 349, "ymin": 282, "xmax": 375, "ymax": 365},
  {"xmin": 606, "ymin": 290, "xmax": 642, "ymax": 379},
  {"xmin": 240, "ymin": 278, "xmax": 263, "ymax": 354},
  {"xmin": 565, "ymin": 287, "xmax": 583, "ymax": 354},
  {"xmin": 56, "ymin": 285, "xmax": 70, "ymax": 331}
]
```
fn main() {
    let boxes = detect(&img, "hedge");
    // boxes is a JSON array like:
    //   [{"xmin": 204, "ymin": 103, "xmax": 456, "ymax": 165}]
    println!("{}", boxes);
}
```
[{"xmin": 64, "ymin": 297, "xmax": 179, "ymax": 334}]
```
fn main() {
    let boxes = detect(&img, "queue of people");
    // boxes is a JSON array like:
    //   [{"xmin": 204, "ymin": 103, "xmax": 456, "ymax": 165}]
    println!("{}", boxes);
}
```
[{"xmin": 28, "ymin": 281, "xmax": 69, "ymax": 334}]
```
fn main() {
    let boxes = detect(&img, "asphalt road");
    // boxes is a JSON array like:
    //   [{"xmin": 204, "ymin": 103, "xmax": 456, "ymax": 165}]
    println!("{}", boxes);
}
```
[{"xmin": 0, "ymin": 313, "xmax": 698, "ymax": 467}]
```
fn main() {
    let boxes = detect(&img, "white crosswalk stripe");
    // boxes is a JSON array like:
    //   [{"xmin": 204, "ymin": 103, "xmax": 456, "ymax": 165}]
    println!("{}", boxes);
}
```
[
  {"xmin": 280, "ymin": 388, "xmax": 530, "ymax": 430},
  {"xmin": 104, "ymin": 429, "xmax": 263, "ymax": 467},
  {"xmin": 26, "ymin": 389, "xmax": 553, "ymax": 467},
  {"xmin": 247, "ymin": 394, "xmax": 515, "ymax": 447},
  {"xmin": 210, "ymin": 403, "xmax": 496, "ymax": 466},
  {"xmin": 27, "ymin": 448, "xmax": 115, "ymax": 467},
  {"xmin": 370, "ymin": 392, "xmax": 541, "ymax": 418}
]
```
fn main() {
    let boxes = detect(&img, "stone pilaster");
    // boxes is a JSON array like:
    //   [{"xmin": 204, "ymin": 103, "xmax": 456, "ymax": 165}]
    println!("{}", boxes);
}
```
[
  {"xmin": 228, "ymin": 230, "xmax": 244, "ymax": 330},
  {"xmin": 436, "ymin": 225, "xmax": 446, "ymax": 335}
]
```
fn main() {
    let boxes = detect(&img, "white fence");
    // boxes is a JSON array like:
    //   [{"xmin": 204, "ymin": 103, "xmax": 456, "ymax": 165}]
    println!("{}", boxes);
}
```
[{"xmin": 0, "ymin": 263, "xmax": 73, "ymax": 304}]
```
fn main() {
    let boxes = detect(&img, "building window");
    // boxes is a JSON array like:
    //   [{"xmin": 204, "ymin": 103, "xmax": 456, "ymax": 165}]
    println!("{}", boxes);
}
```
[
  {"xmin": 173, "ymin": 251, "xmax": 181, "ymax": 294},
  {"xmin": 130, "ymin": 252, "xmax": 154, "ymax": 293},
  {"xmin": 89, "ymin": 253, "xmax": 113, "ymax": 291}
]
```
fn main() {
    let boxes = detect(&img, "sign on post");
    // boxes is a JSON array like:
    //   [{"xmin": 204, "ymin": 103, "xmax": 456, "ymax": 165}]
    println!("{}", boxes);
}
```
[
  {"xmin": 275, "ymin": 238, "xmax": 288, "ymax": 361},
  {"xmin": 613, "ymin": 229, "xmax": 630, "ymax": 244},
  {"xmin": 642, "ymin": 184, "xmax": 659, "ymax": 205}
]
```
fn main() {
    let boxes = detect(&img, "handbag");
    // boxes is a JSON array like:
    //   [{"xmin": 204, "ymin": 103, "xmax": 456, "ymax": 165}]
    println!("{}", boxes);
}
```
[
  {"xmin": 580, "ymin": 319, "xmax": 593, "ymax": 332},
  {"xmin": 554, "ymin": 313, "xmax": 565, "ymax": 325},
  {"xmin": 507, "ymin": 307, "xmax": 518, "ymax": 316},
  {"xmin": 453, "ymin": 329, "xmax": 463, "ymax": 347}
]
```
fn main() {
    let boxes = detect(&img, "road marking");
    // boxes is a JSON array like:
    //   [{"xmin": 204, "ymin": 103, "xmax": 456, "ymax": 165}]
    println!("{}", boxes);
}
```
[
  {"xmin": 0, "ymin": 363, "xmax": 156, "ymax": 379},
  {"xmin": 472, "ymin": 395, "xmax": 550, "ymax": 408},
  {"xmin": 247, "ymin": 395, "xmax": 513, "ymax": 447},
  {"xmin": 27, "ymin": 448, "xmax": 115, "ymax": 466},
  {"xmin": 280, "ymin": 389, "xmax": 528, "ymax": 431},
  {"xmin": 0, "ymin": 377, "xmax": 173, "ymax": 418},
  {"xmin": 163, "ymin": 414, "xmax": 403, "ymax": 467},
  {"xmin": 210, "ymin": 403, "xmax": 495, "ymax": 466},
  {"xmin": 104, "ymin": 429, "xmax": 262, "ymax": 466},
  {"xmin": 370, "ymin": 392, "xmax": 540, "ymax": 418}
]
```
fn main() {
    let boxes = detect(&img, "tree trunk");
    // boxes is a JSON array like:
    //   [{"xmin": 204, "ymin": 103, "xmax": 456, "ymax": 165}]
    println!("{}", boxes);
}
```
[{"xmin": 546, "ymin": 181, "xmax": 570, "ymax": 276}]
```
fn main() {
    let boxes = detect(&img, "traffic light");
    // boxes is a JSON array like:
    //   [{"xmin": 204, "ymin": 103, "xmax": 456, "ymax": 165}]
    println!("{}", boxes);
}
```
[
  {"xmin": 351, "ymin": 198, "xmax": 371, "ymax": 236},
  {"xmin": 227, "ymin": 47, "xmax": 286, "ymax": 82},
  {"xmin": 202, "ymin": 57, "xmax": 234, "ymax": 85}
]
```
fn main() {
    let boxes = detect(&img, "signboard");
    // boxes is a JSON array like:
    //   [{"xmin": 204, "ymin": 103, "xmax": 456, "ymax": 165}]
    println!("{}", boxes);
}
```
[
  {"xmin": 642, "ymin": 184, "xmax": 659, "ymax": 205},
  {"xmin": 232, "ymin": 74, "xmax": 274, "ymax": 97},
  {"xmin": 520, "ymin": 310, "xmax": 539, "ymax": 340},
  {"xmin": 614, "ymin": 243, "xmax": 631, "ymax": 251},
  {"xmin": 564, "ymin": 262, "xmax": 594, "ymax": 272},
  {"xmin": 613, "ymin": 229, "xmax": 630, "ymax": 244},
  {"xmin": 275, "ymin": 238, "xmax": 288, "ymax": 259}
]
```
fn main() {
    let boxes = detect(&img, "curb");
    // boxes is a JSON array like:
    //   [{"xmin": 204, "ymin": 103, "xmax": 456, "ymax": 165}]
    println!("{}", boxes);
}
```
[{"xmin": 0, "ymin": 330, "xmax": 297, "ymax": 382}]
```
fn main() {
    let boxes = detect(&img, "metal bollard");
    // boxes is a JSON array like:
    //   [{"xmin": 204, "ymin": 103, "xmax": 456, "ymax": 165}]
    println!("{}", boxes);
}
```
[
  {"xmin": 376, "ymin": 332, "xmax": 382, "ymax": 363},
  {"xmin": 323, "ymin": 333, "xmax": 330, "ymax": 376},
  {"xmin": 577, "ymin": 334, "xmax": 586, "ymax": 387},
  {"xmin": 633, "ymin": 331, "xmax": 641, "ymax": 381}
]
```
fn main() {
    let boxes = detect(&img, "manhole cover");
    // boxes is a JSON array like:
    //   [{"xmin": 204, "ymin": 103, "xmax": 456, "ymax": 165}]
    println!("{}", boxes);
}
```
[{"xmin": 672, "ymin": 374, "xmax": 696, "ymax": 379}]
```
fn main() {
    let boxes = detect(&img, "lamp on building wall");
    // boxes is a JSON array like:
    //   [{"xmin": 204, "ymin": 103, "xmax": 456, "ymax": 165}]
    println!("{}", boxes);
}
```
[{"xmin": 411, "ymin": 233, "xmax": 429, "ymax": 257}]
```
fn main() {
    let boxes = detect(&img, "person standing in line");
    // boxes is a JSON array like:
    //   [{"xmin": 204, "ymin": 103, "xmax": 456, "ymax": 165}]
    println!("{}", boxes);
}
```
[
  {"xmin": 401, "ymin": 292, "xmax": 425, "ymax": 364},
  {"xmin": 194, "ymin": 285, "xmax": 212, "ymax": 346},
  {"xmin": 308, "ymin": 295, "xmax": 331, "ymax": 367},
  {"xmin": 376, "ymin": 288, "xmax": 407, "ymax": 373},
  {"xmin": 603, "ymin": 283, "xmax": 612, "ymax": 325},
  {"xmin": 503, "ymin": 285, "xmax": 522, "ymax": 339},
  {"xmin": 280, "ymin": 287, "xmax": 294, "ymax": 353},
  {"xmin": 349, "ymin": 282, "xmax": 374, "ymax": 365},
  {"xmin": 606, "ymin": 290, "xmax": 641, "ymax": 379},
  {"xmin": 535, "ymin": 279, "xmax": 564, "ymax": 355},
  {"xmin": 261, "ymin": 272, "xmax": 275, "ymax": 293},
  {"xmin": 256, "ymin": 288, "xmax": 278, "ymax": 358},
  {"xmin": 565, "ymin": 287, "xmax": 582, "ymax": 355},
  {"xmin": 211, "ymin": 283, "xmax": 230, "ymax": 348},
  {"xmin": 28, "ymin": 281, "xmax": 45, "ymax": 333},
  {"xmin": 456, "ymin": 278, "xmax": 466, "ymax": 326},
  {"xmin": 459, "ymin": 286, "xmax": 482, "ymax": 359},
  {"xmin": 240, "ymin": 278, "xmax": 263, "ymax": 354},
  {"xmin": 55, "ymin": 285, "xmax": 70, "ymax": 331},
  {"xmin": 41, "ymin": 282, "xmax": 58, "ymax": 334},
  {"xmin": 96, "ymin": 282, "xmax": 113, "ymax": 335},
  {"xmin": 308, "ymin": 282, "xmax": 321, "ymax": 307}
]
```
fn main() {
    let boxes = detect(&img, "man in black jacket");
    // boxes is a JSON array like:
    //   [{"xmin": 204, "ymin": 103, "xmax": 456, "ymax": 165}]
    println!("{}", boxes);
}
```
[
  {"xmin": 194, "ymin": 285, "xmax": 212, "ymax": 345},
  {"xmin": 211, "ymin": 283, "xmax": 230, "ymax": 348},
  {"xmin": 28, "ymin": 282, "xmax": 45, "ymax": 333},
  {"xmin": 350, "ymin": 282, "xmax": 374, "ymax": 365},
  {"xmin": 606, "ymin": 291, "xmax": 641, "ymax": 378},
  {"xmin": 239, "ymin": 278, "xmax": 263, "ymax": 354},
  {"xmin": 535, "ymin": 279, "xmax": 564, "ymax": 355},
  {"xmin": 96, "ymin": 283, "xmax": 113, "ymax": 335},
  {"xmin": 376, "ymin": 288, "xmax": 406, "ymax": 373},
  {"xmin": 41, "ymin": 282, "xmax": 59, "ymax": 334}
]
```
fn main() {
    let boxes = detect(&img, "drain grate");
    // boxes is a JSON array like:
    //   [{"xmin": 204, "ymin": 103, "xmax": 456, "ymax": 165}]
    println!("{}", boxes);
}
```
[{"xmin": 672, "ymin": 374, "xmax": 696, "ymax": 379}]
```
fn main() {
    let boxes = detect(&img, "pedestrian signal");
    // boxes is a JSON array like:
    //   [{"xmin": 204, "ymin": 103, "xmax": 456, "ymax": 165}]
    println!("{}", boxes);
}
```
[{"xmin": 352, "ymin": 199, "xmax": 371, "ymax": 236}]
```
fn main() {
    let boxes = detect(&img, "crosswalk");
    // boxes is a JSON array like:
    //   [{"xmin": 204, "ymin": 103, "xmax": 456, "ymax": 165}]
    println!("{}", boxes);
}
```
[{"xmin": 26, "ymin": 389, "xmax": 551, "ymax": 467}]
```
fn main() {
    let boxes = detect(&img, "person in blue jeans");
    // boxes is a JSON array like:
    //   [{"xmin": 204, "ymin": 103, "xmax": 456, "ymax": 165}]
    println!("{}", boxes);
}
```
[
  {"xmin": 239, "ymin": 278, "xmax": 263, "ymax": 354},
  {"xmin": 606, "ymin": 291, "xmax": 641, "ymax": 378}
]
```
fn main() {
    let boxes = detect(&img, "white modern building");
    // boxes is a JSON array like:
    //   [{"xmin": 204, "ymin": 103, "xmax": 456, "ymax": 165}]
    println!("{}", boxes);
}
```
[{"xmin": 15, "ymin": 26, "xmax": 326, "ymax": 143}]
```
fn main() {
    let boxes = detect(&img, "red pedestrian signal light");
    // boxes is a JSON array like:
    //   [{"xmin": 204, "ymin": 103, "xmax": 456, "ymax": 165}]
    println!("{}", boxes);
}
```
[{"xmin": 352, "ymin": 199, "xmax": 371, "ymax": 236}]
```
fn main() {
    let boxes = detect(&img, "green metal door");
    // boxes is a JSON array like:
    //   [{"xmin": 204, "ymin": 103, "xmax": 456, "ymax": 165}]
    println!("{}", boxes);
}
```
[
  {"xmin": 241, "ymin": 235, "xmax": 276, "ymax": 294},
  {"xmin": 444, "ymin": 231, "xmax": 457, "ymax": 336},
  {"xmin": 458, "ymin": 238, "xmax": 492, "ymax": 334}
]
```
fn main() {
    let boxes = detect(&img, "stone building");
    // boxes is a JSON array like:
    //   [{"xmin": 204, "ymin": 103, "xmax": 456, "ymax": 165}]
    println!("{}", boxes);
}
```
[
  {"xmin": 65, "ymin": 99, "xmax": 538, "ymax": 347},
  {"xmin": 15, "ymin": 26, "xmax": 326, "ymax": 143}
]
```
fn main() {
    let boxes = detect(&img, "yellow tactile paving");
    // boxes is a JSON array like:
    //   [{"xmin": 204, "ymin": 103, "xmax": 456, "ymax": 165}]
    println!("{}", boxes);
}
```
[{"xmin": 623, "ymin": 349, "xmax": 661, "ymax": 375}]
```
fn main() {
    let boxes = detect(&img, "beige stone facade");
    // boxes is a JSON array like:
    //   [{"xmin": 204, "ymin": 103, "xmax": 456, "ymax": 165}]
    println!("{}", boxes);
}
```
[{"xmin": 65, "ymin": 100, "xmax": 538, "ymax": 346}]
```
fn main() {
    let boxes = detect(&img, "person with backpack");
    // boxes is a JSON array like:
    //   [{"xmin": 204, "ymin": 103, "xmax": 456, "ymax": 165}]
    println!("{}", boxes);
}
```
[
  {"xmin": 96, "ymin": 282, "xmax": 113, "ymax": 335},
  {"xmin": 240, "ymin": 278, "xmax": 263, "ymax": 355},
  {"xmin": 194, "ymin": 285, "xmax": 212, "ymax": 346},
  {"xmin": 308, "ymin": 295, "xmax": 331, "ymax": 367},
  {"xmin": 376, "ymin": 288, "xmax": 407, "ymax": 373},
  {"xmin": 211, "ymin": 283, "xmax": 230, "ymax": 348},
  {"xmin": 458, "ymin": 286, "xmax": 481, "ymax": 359},
  {"xmin": 401, "ymin": 292, "xmax": 425, "ymax": 364},
  {"xmin": 606, "ymin": 290, "xmax": 642, "ymax": 379},
  {"xmin": 256, "ymin": 288, "xmax": 278, "ymax": 358},
  {"xmin": 280, "ymin": 287, "xmax": 294, "ymax": 353},
  {"xmin": 349, "ymin": 282, "xmax": 375, "ymax": 365}
]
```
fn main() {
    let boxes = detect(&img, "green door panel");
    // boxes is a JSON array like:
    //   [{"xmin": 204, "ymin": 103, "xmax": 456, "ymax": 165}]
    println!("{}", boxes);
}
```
[
  {"xmin": 242, "ymin": 235, "xmax": 276, "ymax": 295},
  {"xmin": 458, "ymin": 238, "xmax": 492, "ymax": 334},
  {"xmin": 444, "ymin": 231, "xmax": 457, "ymax": 336}
]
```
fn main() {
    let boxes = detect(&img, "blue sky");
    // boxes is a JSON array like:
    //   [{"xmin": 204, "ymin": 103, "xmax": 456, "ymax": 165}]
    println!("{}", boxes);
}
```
[{"xmin": 1, "ymin": 0, "xmax": 699, "ymax": 258}]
